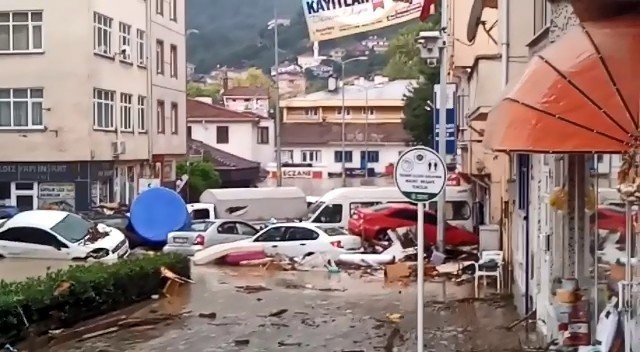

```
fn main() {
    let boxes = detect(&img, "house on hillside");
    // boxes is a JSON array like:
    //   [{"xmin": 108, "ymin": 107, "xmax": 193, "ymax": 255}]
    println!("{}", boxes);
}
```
[
  {"xmin": 270, "ymin": 79, "xmax": 416, "ymax": 179},
  {"xmin": 277, "ymin": 73, "xmax": 306, "ymax": 99},
  {"xmin": 297, "ymin": 52, "xmax": 327, "ymax": 70},
  {"xmin": 221, "ymin": 86, "xmax": 269, "ymax": 117},
  {"xmin": 187, "ymin": 99, "xmax": 274, "ymax": 167}
]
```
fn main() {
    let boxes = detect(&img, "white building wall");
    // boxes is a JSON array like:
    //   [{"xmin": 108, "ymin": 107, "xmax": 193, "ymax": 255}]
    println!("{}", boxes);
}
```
[
  {"xmin": 280, "ymin": 145, "xmax": 405, "ymax": 173},
  {"xmin": 223, "ymin": 97, "xmax": 269, "ymax": 117},
  {"xmin": 189, "ymin": 120, "xmax": 275, "ymax": 166}
]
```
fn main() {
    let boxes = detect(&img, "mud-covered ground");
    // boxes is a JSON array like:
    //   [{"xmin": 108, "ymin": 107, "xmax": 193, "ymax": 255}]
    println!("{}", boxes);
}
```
[{"xmin": 51, "ymin": 266, "xmax": 524, "ymax": 352}]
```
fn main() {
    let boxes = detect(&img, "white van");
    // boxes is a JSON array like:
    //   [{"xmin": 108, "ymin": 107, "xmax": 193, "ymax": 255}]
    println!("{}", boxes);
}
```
[{"xmin": 305, "ymin": 186, "xmax": 473, "ymax": 231}]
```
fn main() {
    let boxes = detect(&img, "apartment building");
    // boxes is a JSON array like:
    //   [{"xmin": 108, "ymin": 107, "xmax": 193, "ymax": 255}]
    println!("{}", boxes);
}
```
[
  {"xmin": 270, "ymin": 79, "xmax": 414, "ymax": 179},
  {"xmin": 0, "ymin": 0, "xmax": 186, "ymax": 212}
]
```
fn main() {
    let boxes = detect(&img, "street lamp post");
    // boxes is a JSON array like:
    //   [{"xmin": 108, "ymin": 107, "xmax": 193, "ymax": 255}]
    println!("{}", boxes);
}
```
[
  {"xmin": 340, "ymin": 56, "xmax": 367, "ymax": 187},
  {"xmin": 273, "ymin": 1, "xmax": 282, "ymax": 187}
]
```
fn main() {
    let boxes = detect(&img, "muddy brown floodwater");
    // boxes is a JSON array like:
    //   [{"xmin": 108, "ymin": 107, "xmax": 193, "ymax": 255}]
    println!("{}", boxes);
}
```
[{"xmin": 48, "ymin": 266, "xmax": 524, "ymax": 352}]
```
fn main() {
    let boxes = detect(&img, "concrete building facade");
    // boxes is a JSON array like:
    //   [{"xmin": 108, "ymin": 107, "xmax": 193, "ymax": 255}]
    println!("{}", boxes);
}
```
[{"xmin": 0, "ymin": 0, "xmax": 186, "ymax": 211}]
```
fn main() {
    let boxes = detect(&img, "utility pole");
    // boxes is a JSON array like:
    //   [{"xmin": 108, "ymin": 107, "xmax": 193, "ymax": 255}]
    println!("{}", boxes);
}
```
[
  {"xmin": 436, "ymin": 0, "xmax": 448, "ymax": 252},
  {"xmin": 274, "ymin": 1, "xmax": 282, "ymax": 187}
]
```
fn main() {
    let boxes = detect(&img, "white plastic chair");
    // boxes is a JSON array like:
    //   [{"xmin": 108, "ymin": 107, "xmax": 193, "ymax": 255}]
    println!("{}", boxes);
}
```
[{"xmin": 474, "ymin": 250, "xmax": 504, "ymax": 297}]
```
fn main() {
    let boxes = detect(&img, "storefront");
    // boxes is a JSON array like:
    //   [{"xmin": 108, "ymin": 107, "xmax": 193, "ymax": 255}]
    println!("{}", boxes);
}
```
[
  {"xmin": 484, "ymin": 14, "xmax": 639, "ymax": 350},
  {"xmin": 0, "ymin": 162, "xmax": 115, "ymax": 212}
]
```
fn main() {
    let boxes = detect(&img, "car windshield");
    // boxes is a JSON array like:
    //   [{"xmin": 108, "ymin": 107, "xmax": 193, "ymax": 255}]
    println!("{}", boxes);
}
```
[
  {"xmin": 189, "ymin": 222, "xmax": 213, "ymax": 231},
  {"xmin": 305, "ymin": 201, "xmax": 325, "ymax": 220},
  {"xmin": 319, "ymin": 227, "xmax": 349, "ymax": 236},
  {"xmin": 50, "ymin": 214, "xmax": 93, "ymax": 243}
]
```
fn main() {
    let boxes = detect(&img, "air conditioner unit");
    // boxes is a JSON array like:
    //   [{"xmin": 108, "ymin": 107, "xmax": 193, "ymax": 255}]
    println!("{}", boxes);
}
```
[{"xmin": 111, "ymin": 141, "xmax": 126, "ymax": 156}]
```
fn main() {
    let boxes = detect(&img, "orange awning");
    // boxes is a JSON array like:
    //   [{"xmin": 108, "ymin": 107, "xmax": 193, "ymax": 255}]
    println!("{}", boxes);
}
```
[{"xmin": 484, "ymin": 14, "xmax": 640, "ymax": 153}]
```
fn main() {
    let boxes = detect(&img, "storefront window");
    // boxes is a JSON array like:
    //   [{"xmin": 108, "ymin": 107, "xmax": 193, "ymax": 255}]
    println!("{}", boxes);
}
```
[{"xmin": 428, "ymin": 201, "xmax": 471, "ymax": 221}]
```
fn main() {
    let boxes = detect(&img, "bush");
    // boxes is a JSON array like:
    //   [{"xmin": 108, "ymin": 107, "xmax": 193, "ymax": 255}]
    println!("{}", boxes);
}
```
[{"xmin": 0, "ymin": 253, "xmax": 190, "ymax": 344}]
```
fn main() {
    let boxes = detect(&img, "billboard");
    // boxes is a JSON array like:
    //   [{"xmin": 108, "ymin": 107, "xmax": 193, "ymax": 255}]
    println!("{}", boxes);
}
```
[{"xmin": 302, "ymin": 0, "xmax": 425, "ymax": 42}]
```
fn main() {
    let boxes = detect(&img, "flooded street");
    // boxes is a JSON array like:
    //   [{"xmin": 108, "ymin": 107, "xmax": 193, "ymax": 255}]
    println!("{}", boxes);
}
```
[{"xmin": 49, "ymin": 266, "xmax": 524, "ymax": 352}]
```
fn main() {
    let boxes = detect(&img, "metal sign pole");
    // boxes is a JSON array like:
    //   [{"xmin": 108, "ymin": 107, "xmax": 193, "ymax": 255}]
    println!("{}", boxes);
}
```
[
  {"xmin": 436, "ymin": 0, "xmax": 448, "ymax": 252},
  {"xmin": 394, "ymin": 146, "xmax": 446, "ymax": 352},
  {"xmin": 416, "ymin": 201, "xmax": 425, "ymax": 352}
]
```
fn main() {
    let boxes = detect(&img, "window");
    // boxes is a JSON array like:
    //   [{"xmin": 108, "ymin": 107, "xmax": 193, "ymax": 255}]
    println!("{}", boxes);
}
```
[
  {"xmin": 156, "ymin": 40, "xmax": 164, "ymax": 75},
  {"xmin": 334, "ymin": 150, "xmax": 353, "ymax": 163},
  {"xmin": 312, "ymin": 204, "xmax": 343, "ymax": 224},
  {"xmin": 0, "ymin": 11, "xmax": 43, "ymax": 52},
  {"xmin": 137, "ymin": 95, "xmax": 147, "ymax": 132},
  {"xmin": 281, "ymin": 150, "xmax": 294, "ymax": 163},
  {"xmin": 156, "ymin": 100, "xmax": 165, "ymax": 133},
  {"xmin": 303, "ymin": 108, "xmax": 318, "ymax": 119},
  {"xmin": 216, "ymin": 126, "xmax": 229, "ymax": 144},
  {"xmin": 136, "ymin": 29, "xmax": 146, "ymax": 66},
  {"xmin": 236, "ymin": 223, "xmax": 257, "ymax": 236},
  {"xmin": 51, "ymin": 214, "xmax": 92, "ymax": 243},
  {"xmin": 119, "ymin": 93, "xmax": 133, "ymax": 131},
  {"xmin": 0, "ymin": 88, "xmax": 43, "ymax": 128},
  {"xmin": 336, "ymin": 107, "xmax": 351, "ymax": 118},
  {"xmin": 118, "ymin": 22, "xmax": 132, "ymax": 61},
  {"xmin": 301, "ymin": 150, "xmax": 321, "ymax": 163},
  {"xmin": 93, "ymin": 12, "xmax": 112, "ymax": 55},
  {"xmin": 218, "ymin": 222, "xmax": 239, "ymax": 234},
  {"xmin": 169, "ymin": 44, "xmax": 178, "ymax": 78},
  {"xmin": 156, "ymin": 0, "xmax": 164, "ymax": 15},
  {"xmin": 170, "ymin": 102, "xmax": 178, "ymax": 134},
  {"xmin": 285, "ymin": 227, "xmax": 319, "ymax": 241},
  {"xmin": 253, "ymin": 226, "xmax": 286, "ymax": 242},
  {"xmin": 360, "ymin": 150, "xmax": 379, "ymax": 163},
  {"xmin": 191, "ymin": 208, "xmax": 210, "ymax": 221},
  {"xmin": 257, "ymin": 126, "xmax": 269, "ymax": 144},
  {"xmin": 189, "ymin": 221, "xmax": 214, "ymax": 232},
  {"xmin": 0, "ymin": 227, "xmax": 68, "ymax": 249},
  {"xmin": 93, "ymin": 88, "xmax": 115, "ymax": 129},
  {"xmin": 362, "ymin": 107, "xmax": 375, "ymax": 118},
  {"xmin": 427, "ymin": 201, "xmax": 472, "ymax": 221},
  {"xmin": 170, "ymin": 0, "xmax": 178, "ymax": 22}
]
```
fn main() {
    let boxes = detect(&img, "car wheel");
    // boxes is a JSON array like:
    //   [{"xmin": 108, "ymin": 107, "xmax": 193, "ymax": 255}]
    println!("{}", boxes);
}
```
[{"xmin": 375, "ymin": 229, "xmax": 391, "ymax": 242}]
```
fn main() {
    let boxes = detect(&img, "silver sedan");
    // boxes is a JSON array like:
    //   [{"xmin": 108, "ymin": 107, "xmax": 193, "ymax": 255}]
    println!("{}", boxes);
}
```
[{"xmin": 162, "ymin": 220, "xmax": 258, "ymax": 256}]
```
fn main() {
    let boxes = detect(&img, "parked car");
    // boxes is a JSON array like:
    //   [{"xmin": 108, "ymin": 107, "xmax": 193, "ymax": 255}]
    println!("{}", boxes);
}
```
[
  {"xmin": 0, "ymin": 210, "xmax": 129, "ymax": 260},
  {"xmin": 249, "ymin": 223, "xmax": 362, "ymax": 258},
  {"xmin": 163, "ymin": 219, "xmax": 259, "ymax": 256},
  {"xmin": 347, "ymin": 203, "xmax": 478, "ymax": 246}
]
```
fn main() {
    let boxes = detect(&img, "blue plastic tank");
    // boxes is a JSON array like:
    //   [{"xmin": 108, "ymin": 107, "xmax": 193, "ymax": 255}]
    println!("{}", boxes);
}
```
[{"xmin": 129, "ymin": 187, "xmax": 190, "ymax": 247}]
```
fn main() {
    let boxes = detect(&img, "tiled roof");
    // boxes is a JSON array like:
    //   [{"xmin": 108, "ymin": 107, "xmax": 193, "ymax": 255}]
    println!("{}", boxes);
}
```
[
  {"xmin": 222, "ymin": 86, "xmax": 269, "ymax": 97},
  {"xmin": 281, "ymin": 122, "xmax": 410, "ymax": 145},
  {"xmin": 188, "ymin": 139, "xmax": 260, "ymax": 170},
  {"xmin": 187, "ymin": 99, "xmax": 262, "ymax": 121}
]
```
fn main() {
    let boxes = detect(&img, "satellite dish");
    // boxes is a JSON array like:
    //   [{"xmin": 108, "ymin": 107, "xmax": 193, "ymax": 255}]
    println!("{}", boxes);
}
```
[{"xmin": 466, "ymin": 0, "xmax": 484, "ymax": 43}]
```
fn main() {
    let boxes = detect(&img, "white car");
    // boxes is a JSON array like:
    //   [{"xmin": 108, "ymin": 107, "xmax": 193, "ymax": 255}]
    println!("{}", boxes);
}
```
[
  {"xmin": 0, "ymin": 210, "xmax": 129, "ymax": 261},
  {"xmin": 249, "ymin": 223, "xmax": 362, "ymax": 258}
]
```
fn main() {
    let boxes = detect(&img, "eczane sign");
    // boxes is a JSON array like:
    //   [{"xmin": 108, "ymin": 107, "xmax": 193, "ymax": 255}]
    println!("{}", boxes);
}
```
[{"xmin": 394, "ymin": 146, "xmax": 446, "ymax": 203}]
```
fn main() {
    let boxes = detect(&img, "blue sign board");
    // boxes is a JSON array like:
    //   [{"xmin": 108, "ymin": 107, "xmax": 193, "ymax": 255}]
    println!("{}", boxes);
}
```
[{"xmin": 432, "ymin": 84, "xmax": 457, "ymax": 156}]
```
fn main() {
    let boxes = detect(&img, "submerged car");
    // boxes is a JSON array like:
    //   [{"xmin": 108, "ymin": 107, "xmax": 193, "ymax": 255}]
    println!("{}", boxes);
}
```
[
  {"xmin": 163, "ymin": 219, "xmax": 259, "ymax": 256},
  {"xmin": 0, "ymin": 210, "xmax": 129, "ymax": 260},
  {"xmin": 348, "ymin": 203, "xmax": 478, "ymax": 247}
]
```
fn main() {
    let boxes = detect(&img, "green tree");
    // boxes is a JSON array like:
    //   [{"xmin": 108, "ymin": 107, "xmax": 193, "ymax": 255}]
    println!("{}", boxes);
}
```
[
  {"xmin": 187, "ymin": 83, "xmax": 221, "ymax": 99},
  {"xmin": 403, "ymin": 68, "xmax": 439, "ymax": 146},
  {"xmin": 233, "ymin": 67, "xmax": 272, "ymax": 88},
  {"xmin": 176, "ymin": 161, "xmax": 221, "ymax": 202},
  {"xmin": 383, "ymin": 21, "xmax": 439, "ymax": 79}
]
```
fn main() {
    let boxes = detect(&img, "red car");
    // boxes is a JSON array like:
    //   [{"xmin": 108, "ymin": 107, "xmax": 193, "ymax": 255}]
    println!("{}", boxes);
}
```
[{"xmin": 347, "ymin": 203, "xmax": 478, "ymax": 247}]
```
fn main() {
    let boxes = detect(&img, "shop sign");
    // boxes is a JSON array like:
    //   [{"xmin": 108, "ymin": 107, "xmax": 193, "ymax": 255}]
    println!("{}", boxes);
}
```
[
  {"xmin": 282, "ymin": 169, "xmax": 313, "ymax": 178},
  {"xmin": 0, "ymin": 163, "xmax": 77, "ymax": 182},
  {"xmin": 38, "ymin": 183, "xmax": 76, "ymax": 212},
  {"xmin": 39, "ymin": 183, "xmax": 75, "ymax": 199},
  {"xmin": 90, "ymin": 162, "xmax": 115, "ymax": 179}
]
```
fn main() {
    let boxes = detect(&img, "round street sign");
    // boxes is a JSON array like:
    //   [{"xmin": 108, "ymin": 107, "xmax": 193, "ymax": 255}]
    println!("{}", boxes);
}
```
[{"xmin": 394, "ymin": 146, "xmax": 447, "ymax": 203}]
